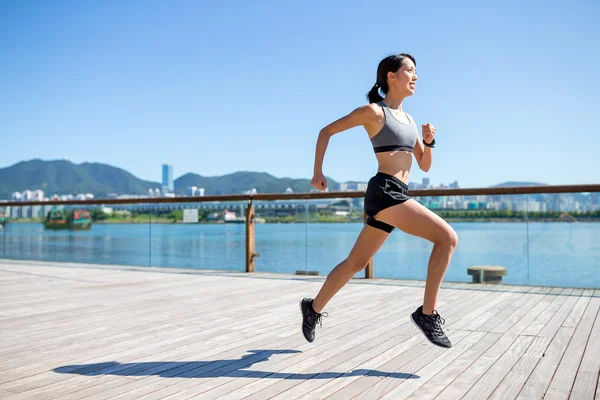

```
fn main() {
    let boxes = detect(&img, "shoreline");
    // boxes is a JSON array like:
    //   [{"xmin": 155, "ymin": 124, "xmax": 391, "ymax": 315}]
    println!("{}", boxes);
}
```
[
  {"xmin": 5, "ymin": 213, "xmax": 600, "ymax": 225},
  {"xmin": 5, "ymin": 221, "xmax": 599, "ymax": 226}
]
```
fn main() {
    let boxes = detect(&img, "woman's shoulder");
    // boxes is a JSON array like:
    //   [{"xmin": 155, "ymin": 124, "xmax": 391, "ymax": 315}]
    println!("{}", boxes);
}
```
[{"xmin": 352, "ymin": 103, "xmax": 384, "ymax": 122}]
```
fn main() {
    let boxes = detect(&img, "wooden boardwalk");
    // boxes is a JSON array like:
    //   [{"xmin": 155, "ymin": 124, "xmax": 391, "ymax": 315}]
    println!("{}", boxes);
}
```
[{"xmin": 1, "ymin": 260, "xmax": 599, "ymax": 399}]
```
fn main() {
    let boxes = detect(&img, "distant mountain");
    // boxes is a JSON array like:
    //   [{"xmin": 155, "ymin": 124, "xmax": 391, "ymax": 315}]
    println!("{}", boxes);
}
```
[
  {"xmin": 0, "ymin": 160, "xmax": 339, "ymax": 199},
  {"xmin": 2, "ymin": 159, "xmax": 586, "ymax": 202},
  {"xmin": 176, "ymin": 172, "xmax": 339, "ymax": 195},
  {"xmin": 0, "ymin": 159, "xmax": 160, "ymax": 199},
  {"xmin": 489, "ymin": 181, "xmax": 591, "ymax": 204},
  {"xmin": 492, "ymin": 181, "xmax": 547, "ymax": 187}
]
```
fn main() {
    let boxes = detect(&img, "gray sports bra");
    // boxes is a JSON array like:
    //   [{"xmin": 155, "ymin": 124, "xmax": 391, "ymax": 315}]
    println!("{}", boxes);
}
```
[{"xmin": 370, "ymin": 101, "xmax": 417, "ymax": 153}]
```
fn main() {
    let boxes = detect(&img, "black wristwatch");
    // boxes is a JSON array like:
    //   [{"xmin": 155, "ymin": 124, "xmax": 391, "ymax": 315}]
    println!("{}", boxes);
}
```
[{"xmin": 423, "ymin": 138, "xmax": 435, "ymax": 148}]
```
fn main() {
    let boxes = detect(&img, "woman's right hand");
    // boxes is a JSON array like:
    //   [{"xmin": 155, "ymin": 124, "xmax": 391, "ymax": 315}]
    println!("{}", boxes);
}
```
[{"xmin": 311, "ymin": 172, "xmax": 328, "ymax": 191}]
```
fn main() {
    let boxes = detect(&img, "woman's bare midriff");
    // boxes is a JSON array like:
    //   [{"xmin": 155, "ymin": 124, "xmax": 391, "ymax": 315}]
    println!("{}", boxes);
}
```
[{"xmin": 375, "ymin": 150, "xmax": 413, "ymax": 185}]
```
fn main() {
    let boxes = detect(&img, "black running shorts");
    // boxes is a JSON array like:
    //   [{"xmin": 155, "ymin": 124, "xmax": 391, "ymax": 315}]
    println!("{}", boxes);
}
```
[{"xmin": 364, "ymin": 172, "xmax": 411, "ymax": 233}]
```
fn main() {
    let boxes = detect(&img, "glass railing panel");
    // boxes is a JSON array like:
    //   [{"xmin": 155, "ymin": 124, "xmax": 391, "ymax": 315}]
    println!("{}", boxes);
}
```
[
  {"xmin": 65, "ymin": 203, "xmax": 151, "ymax": 267},
  {"xmin": 526, "ymin": 192, "xmax": 600, "ymax": 288},
  {"xmin": 149, "ymin": 200, "xmax": 246, "ymax": 271},
  {"xmin": 3, "ymin": 204, "xmax": 74, "ymax": 263},
  {"xmin": 304, "ymin": 197, "xmax": 365, "ymax": 278},
  {"xmin": 253, "ymin": 199, "xmax": 309, "ymax": 274},
  {"xmin": 373, "ymin": 193, "xmax": 530, "ymax": 285}
]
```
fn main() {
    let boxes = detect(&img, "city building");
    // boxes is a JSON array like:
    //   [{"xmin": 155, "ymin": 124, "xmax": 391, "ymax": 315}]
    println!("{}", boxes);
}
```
[
  {"xmin": 186, "ymin": 186, "xmax": 205, "ymax": 197},
  {"xmin": 162, "ymin": 164, "xmax": 174, "ymax": 193},
  {"xmin": 339, "ymin": 182, "xmax": 368, "ymax": 192}
]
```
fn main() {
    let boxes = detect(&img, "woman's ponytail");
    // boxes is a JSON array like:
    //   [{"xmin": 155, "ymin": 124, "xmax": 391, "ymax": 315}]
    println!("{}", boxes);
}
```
[{"xmin": 366, "ymin": 83, "xmax": 384, "ymax": 103}]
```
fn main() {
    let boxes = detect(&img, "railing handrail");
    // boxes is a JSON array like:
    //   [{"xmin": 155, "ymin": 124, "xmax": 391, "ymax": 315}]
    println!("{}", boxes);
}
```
[{"xmin": 1, "ymin": 183, "xmax": 599, "ymax": 207}]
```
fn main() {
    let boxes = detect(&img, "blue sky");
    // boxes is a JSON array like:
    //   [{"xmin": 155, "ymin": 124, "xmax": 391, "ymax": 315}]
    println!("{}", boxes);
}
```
[{"xmin": 1, "ymin": 0, "xmax": 598, "ymax": 188}]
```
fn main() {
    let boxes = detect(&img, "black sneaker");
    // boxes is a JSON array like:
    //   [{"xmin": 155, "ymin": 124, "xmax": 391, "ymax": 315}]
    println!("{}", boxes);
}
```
[
  {"xmin": 300, "ymin": 298, "xmax": 327, "ymax": 343},
  {"xmin": 410, "ymin": 305, "xmax": 452, "ymax": 348}
]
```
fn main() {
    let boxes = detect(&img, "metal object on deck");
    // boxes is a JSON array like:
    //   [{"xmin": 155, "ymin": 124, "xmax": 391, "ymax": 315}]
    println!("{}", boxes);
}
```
[
  {"xmin": 295, "ymin": 270, "xmax": 319, "ymax": 276},
  {"xmin": 468, "ymin": 265, "xmax": 508, "ymax": 284}
]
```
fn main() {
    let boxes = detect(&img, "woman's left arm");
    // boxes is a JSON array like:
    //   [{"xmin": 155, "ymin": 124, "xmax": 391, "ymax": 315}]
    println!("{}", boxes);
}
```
[{"xmin": 413, "ymin": 122, "xmax": 435, "ymax": 172}]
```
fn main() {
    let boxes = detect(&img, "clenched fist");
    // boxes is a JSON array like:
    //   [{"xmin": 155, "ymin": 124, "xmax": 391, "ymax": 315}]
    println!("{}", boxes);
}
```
[
  {"xmin": 311, "ymin": 172, "xmax": 328, "ymax": 191},
  {"xmin": 422, "ymin": 123, "xmax": 436, "ymax": 144}
]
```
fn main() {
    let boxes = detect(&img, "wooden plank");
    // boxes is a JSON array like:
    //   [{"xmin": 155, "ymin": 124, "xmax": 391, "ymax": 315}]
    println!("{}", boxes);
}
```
[
  {"xmin": 0, "ymin": 281, "xmax": 304, "ymax": 380},
  {"xmin": 221, "ymin": 299, "xmax": 446, "ymax": 400},
  {"xmin": 75, "ymin": 286, "xmax": 420, "ymax": 399},
  {"xmin": 538, "ymin": 295, "xmax": 579, "ymax": 338},
  {"xmin": 196, "ymin": 330, "xmax": 411, "ymax": 400},
  {"xmin": 321, "ymin": 290, "xmax": 502, "ymax": 400},
  {"xmin": 60, "ymin": 377, "xmax": 135, "ymax": 400},
  {"xmin": 487, "ymin": 336, "xmax": 552, "ymax": 399},
  {"xmin": 519, "ymin": 291, "xmax": 568, "ymax": 336},
  {"xmin": 1, "ymin": 280, "xmax": 328, "ymax": 390},
  {"xmin": 268, "ymin": 334, "xmax": 425, "ymax": 400},
  {"xmin": 462, "ymin": 291, "xmax": 525, "ymax": 332},
  {"xmin": 101, "ymin": 381, "xmax": 167, "ymax": 400},
  {"xmin": 378, "ymin": 331, "xmax": 489, "ymax": 399},
  {"xmin": 221, "ymin": 290, "xmax": 486, "ymax": 400},
  {"xmin": 404, "ymin": 332, "xmax": 501, "ymax": 399},
  {"xmin": 334, "ymin": 330, "xmax": 472, "ymax": 400},
  {"xmin": 459, "ymin": 335, "xmax": 535, "ymax": 399},
  {"xmin": 516, "ymin": 327, "xmax": 575, "ymax": 399},
  {"xmin": 268, "ymin": 292, "xmax": 493, "ymax": 400},
  {"xmin": 544, "ymin": 298, "xmax": 599, "ymax": 399},
  {"xmin": 561, "ymin": 298, "xmax": 600, "ymax": 400},
  {"xmin": 433, "ymin": 333, "xmax": 518, "ymax": 399},
  {"xmin": 562, "ymin": 295, "xmax": 591, "ymax": 328},
  {"xmin": 446, "ymin": 292, "xmax": 515, "ymax": 332},
  {"xmin": 478, "ymin": 288, "xmax": 536, "ymax": 333},
  {"xmin": 119, "ymin": 297, "xmax": 427, "ymax": 400},
  {"xmin": 0, "ymin": 390, "xmax": 16, "ymax": 398},
  {"xmin": 1, "ymin": 262, "xmax": 598, "ymax": 399},
  {"xmin": 492, "ymin": 291, "xmax": 551, "ymax": 334}
]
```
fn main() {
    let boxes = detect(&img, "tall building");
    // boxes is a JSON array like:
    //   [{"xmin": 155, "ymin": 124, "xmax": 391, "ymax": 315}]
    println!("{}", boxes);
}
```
[{"xmin": 162, "ymin": 164, "xmax": 174, "ymax": 193}]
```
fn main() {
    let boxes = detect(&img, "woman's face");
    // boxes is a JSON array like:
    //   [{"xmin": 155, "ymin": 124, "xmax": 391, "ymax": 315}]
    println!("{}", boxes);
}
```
[{"xmin": 389, "ymin": 58, "xmax": 418, "ymax": 96}]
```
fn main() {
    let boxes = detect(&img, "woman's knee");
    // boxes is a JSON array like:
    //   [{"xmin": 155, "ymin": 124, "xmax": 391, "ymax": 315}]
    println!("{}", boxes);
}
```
[
  {"xmin": 436, "ymin": 227, "xmax": 458, "ymax": 249},
  {"xmin": 345, "ymin": 255, "xmax": 370, "ymax": 273}
]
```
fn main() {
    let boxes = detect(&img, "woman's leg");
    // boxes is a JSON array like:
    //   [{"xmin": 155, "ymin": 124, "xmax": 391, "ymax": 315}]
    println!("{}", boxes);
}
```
[
  {"xmin": 312, "ymin": 224, "xmax": 390, "ymax": 313},
  {"xmin": 300, "ymin": 224, "xmax": 390, "ymax": 342},
  {"xmin": 375, "ymin": 198, "xmax": 458, "ymax": 314},
  {"xmin": 374, "ymin": 198, "xmax": 458, "ymax": 348}
]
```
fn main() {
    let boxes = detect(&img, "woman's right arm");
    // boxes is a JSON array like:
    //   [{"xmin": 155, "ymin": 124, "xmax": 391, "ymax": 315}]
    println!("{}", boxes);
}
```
[{"xmin": 313, "ymin": 104, "xmax": 379, "ymax": 178}]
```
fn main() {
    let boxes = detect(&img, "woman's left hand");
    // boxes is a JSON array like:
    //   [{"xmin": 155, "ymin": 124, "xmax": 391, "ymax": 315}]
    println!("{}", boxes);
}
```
[{"xmin": 422, "ymin": 123, "xmax": 436, "ymax": 144}]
